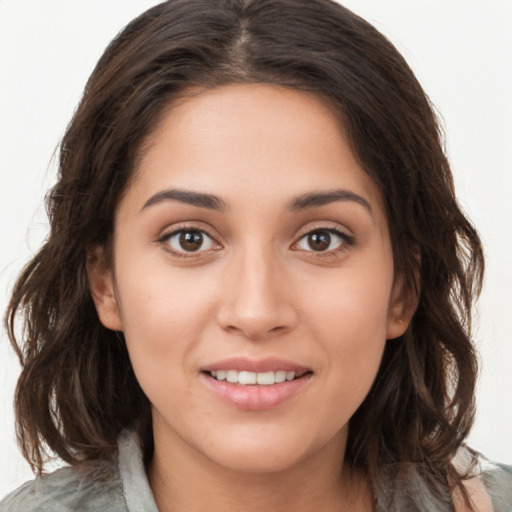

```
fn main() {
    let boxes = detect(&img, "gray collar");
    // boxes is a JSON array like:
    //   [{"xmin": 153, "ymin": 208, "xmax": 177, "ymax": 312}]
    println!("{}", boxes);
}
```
[{"xmin": 118, "ymin": 430, "xmax": 159, "ymax": 512}]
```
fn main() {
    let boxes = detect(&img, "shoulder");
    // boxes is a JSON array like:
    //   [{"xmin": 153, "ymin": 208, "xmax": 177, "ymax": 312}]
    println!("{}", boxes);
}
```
[
  {"xmin": 0, "ymin": 464, "xmax": 127, "ymax": 512},
  {"xmin": 452, "ymin": 449, "xmax": 512, "ymax": 512},
  {"xmin": 481, "ymin": 463, "xmax": 512, "ymax": 512}
]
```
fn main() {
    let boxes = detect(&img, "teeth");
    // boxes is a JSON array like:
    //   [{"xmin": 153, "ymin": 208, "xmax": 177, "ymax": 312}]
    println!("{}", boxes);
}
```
[
  {"xmin": 209, "ymin": 370, "xmax": 298, "ymax": 385},
  {"xmin": 275, "ymin": 371, "xmax": 287, "ymax": 383},
  {"xmin": 239, "ymin": 371, "xmax": 257, "ymax": 385},
  {"xmin": 226, "ymin": 370, "xmax": 238, "ymax": 383},
  {"xmin": 256, "ymin": 371, "xmax": 274, "ymax": 385}
]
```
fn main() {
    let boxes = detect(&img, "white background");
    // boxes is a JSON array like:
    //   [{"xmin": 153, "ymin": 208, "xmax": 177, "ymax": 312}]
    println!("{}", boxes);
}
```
[{"xmin": 1, "ymin": 0, "xmax": 511, "ymax": 499}]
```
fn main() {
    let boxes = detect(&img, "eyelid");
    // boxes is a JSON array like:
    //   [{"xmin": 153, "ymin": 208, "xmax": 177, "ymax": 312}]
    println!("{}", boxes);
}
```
[
  {"xmin": 291, "ymin": 225, "xmax": 354, "ymax": 254},
  {"xmin": 292, "ymin": 222, "xmax": 354, "ymax": 243},
  {"xmin": 157, "ymin": 224, "xmax": 222, "ymax": 257},
  {"xmin": 156, "ymin": 222, "xmax": 353, "ymax": 258}
]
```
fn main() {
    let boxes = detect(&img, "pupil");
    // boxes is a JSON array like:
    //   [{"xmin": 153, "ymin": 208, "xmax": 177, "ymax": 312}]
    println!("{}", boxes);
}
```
[
  {"xmin": 308, "ymin": 231, "xmax": 330, "ymax": 251},
  {"xmin": 179, "ymin": 231, "xmax": 203, "ymax": 251}
]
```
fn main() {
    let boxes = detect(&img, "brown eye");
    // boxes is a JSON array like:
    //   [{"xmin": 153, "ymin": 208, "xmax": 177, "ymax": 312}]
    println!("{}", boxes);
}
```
[
  {"xmin": 164, "ymin": 229, "xmax": 217, "ymax": 254},
  {"xmin": 307, "ymin": 231, "xmax": 331, "ymax": 251},
  {"xmin": 295, "ymin": 228, "xmax": 350, "ymax": 253},
  {"xmin": 179, "ymin": 230, "xmax": 203, "ymax": 251}
]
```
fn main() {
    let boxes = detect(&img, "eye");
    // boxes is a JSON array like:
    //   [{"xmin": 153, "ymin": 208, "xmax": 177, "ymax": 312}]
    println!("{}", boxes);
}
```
[
  {"xmin": 162, "ymin": 229, "xmax": 218, "ymax": 254},
  {"xmin": 295, "ymin": 229, "xmax": 350, "ymax": 253}
]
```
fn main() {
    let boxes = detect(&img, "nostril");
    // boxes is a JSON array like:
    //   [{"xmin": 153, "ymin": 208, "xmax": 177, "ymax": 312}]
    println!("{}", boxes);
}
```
[{"xmin": 216, "ymin": 288, "xmax": 298, "ymax": 340}]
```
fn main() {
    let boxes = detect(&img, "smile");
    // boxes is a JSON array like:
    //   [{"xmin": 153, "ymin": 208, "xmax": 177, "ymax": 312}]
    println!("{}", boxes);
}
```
[
  {"xmin": 201, "ymin": 360, "xmax": 313, "ymax": 410},
  {"xmin": 209, "ymin": 370, "xmax": 300, "ymax": 385}
]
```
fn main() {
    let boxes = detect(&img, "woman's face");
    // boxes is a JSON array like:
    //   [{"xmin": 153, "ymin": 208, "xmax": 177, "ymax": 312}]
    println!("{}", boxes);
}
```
[{"xmin": 90, "ymin": 83, "xmax": 408, "ymax": 474}]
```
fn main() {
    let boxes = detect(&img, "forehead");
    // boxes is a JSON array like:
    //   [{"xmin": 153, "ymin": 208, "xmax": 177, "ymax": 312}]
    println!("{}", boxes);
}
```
[{"xmin": 125, "ymin": 83, "xmax": 386, "ymax": 220}]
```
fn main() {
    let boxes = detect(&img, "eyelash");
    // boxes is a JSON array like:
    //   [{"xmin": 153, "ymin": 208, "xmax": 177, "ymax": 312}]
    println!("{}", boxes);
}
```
[
  {"xmin": 292, "ymin": 227, "xmax": 354, "ymax": 257},
  {"xmin": 157, "ymin": 225, "xmax": 354, "ymax": 258},
  {"xmin": 157, "ymin": 225, "xmax": 220, "ymax": 259}
]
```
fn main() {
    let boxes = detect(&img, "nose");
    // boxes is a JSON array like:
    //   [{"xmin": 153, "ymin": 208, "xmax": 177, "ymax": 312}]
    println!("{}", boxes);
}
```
[{"xmin": 216, "ymin": 246, "xmax": 298, "ymax": 340}]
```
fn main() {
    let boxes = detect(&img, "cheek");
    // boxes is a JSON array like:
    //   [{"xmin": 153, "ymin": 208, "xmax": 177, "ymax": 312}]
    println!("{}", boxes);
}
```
[
  {"xmin": 300, "ymin": 261, "xmax": 392, "ymax": 397},
  {"xmin": 113, "ymin": 259, "xmax": 219, "ymax": 372},
  {"xmin": 304, "ymin": 264, "xmax": 393, "ymax": 344},
  {"xmin": 113, "ymin": 269, "xmax": 222, "ymax": 425}
]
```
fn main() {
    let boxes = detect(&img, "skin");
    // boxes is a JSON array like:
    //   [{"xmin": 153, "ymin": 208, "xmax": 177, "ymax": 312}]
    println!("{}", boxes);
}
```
[{"xmin": 88, "ymin": 83, "xmax": 412, "ymax": 511}]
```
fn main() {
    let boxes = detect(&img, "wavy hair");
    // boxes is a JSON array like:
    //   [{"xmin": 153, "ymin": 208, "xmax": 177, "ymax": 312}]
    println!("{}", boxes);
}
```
[{"xmin": 6, "ymin": 0, "xmax": 483, "ymax": 505}]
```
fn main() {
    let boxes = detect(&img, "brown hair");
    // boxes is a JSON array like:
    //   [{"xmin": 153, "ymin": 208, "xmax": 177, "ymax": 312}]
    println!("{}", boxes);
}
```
[{"xmin": 6, "ymin": 0, "xmax": 483, "ymax": 505}]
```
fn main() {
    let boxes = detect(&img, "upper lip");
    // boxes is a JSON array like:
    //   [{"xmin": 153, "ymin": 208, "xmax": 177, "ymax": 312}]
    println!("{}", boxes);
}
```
[{"xmin": 200, "ymin": 356, "xmax": 311, "ymax": 375}]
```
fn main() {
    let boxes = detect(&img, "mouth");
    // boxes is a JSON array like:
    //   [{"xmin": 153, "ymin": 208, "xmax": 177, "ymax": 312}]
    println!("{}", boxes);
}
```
[
  {"xmin": 206, "ymin": 369, "xmax": 311, "ymax": 386},
  {"xmin": 200, "ymin": 359, "xmax": 313, "ymax": 410}
]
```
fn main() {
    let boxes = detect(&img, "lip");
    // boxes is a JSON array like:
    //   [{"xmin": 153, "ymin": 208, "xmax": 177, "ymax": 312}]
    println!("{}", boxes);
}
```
[
  {"xmin": 200, "ymin": 356, "xmax": 310, "ymax": 374},
  {"xmin": 200, "ymin": 357, "xmax": 313, "ymax": 410}
]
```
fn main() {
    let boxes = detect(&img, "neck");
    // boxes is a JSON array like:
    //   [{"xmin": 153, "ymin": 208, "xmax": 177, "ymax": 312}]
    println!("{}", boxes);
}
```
[{"xmin": 148, "ymin": 423, "xmax": 372, "ymax": 512}]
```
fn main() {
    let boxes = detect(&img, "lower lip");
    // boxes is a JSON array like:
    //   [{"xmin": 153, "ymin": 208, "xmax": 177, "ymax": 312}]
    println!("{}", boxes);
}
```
[{"xmin": 201, "ymin": 373, "xmax": 312, "ymax": 411}]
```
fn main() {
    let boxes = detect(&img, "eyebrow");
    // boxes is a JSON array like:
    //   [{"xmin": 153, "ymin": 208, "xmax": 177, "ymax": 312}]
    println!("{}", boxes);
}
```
[
  {"xmin": 288, "ymin": 189, "xmax": 372, "ymax": 215},
  {"xmin": 141, "ymin": 187, "xmax": 372, "ymax": 216},
  {"xmin": 141, "ymin": 189, "xmax": 228, "ymax": 212}
]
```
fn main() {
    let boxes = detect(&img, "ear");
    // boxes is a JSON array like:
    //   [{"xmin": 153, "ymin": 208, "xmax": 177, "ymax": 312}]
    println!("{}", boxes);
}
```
[
  {"xmin": 386, "ymin": 272, "xmax": 418, "ymax": 340},
  {"xmin": 86, "ymin": 247, "xmax": 123, "ymax": 331}
]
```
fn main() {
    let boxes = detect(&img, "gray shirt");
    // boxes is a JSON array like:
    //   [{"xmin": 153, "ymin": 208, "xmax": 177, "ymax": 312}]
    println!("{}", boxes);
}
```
[{"xmin": 1, "ymin": 431, "xmax": 510, "ymax": 511}]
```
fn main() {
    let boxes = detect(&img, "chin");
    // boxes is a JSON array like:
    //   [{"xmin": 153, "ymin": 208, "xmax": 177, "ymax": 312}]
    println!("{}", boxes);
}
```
[
  {"xmin": 198, "ymin": 424, "xmax": 342, "ymax": 475},
  {"xmin": 208, "ymin": 443, "xmax": 309, "ymax": 474}
]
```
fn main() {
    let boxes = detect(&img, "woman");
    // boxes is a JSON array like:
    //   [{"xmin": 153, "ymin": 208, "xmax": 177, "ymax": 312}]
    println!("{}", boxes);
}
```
[{"xmin": 1, "ymin": 0, "xmax": 510, "ymax": 510}]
